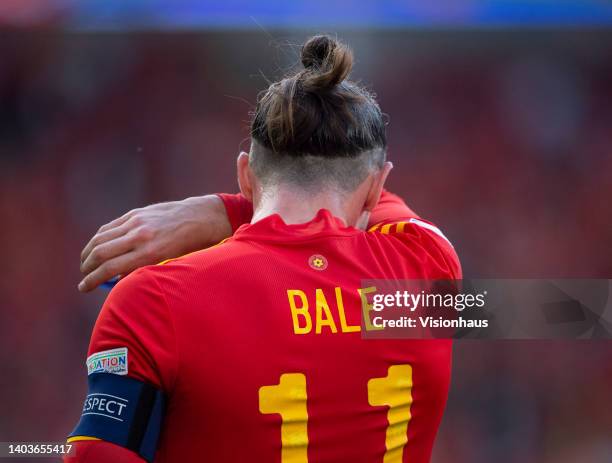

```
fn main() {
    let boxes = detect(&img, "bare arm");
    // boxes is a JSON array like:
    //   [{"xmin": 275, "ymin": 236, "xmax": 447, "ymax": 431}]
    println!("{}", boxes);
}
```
[
  {"xmin": 78, "ymin": 195, "xmax": 230, "ymax": 292},
  {"xmin": 79, "ymin": 190, "xmax": 418, "ymax": 292}
]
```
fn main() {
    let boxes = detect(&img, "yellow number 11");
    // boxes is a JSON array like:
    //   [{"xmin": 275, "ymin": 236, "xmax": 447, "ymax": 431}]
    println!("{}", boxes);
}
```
[{"xmin": 259, "ymin": 364, "xmax": 413, "ymax": 463}]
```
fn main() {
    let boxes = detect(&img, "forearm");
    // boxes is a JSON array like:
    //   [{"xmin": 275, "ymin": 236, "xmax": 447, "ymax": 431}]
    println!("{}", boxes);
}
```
[
  {"xmin": 79, "ymin": 190, "xmax": 418, "ymax": 292},
  {"xmin": 79, "ymin": 194, "xmax": 232, "ymax": 292},
  {"xmin": 182, "ymin": 194, "xmax": 234, "ymax": 247}
]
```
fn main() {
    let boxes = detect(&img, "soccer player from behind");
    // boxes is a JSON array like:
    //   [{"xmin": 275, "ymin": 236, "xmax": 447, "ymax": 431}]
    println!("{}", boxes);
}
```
[{"xmin": 66, "ymin": 36, "xmax": 461, "ymax": 462}]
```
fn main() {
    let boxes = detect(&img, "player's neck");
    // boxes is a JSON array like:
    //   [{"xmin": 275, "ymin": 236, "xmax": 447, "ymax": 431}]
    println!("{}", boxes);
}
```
[{"xmin": 252, "ymin": 186, "xmax": 351, "ymax": 226}]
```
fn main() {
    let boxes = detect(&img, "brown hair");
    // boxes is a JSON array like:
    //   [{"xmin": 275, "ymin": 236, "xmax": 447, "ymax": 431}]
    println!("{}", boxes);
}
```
[{"xmin": 250, "ymin": 35, "xmax": 387, "ymax": 191}]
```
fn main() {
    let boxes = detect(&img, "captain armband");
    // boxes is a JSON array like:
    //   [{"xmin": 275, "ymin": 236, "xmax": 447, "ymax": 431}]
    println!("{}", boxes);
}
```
[{"xmin": 68, "ymin": 373, "xmax": 166, "ymax": 462}]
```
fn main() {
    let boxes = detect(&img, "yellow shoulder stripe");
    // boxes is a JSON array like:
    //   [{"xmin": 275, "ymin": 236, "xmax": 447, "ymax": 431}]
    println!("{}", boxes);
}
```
[
  {"xmin": 368, "ymin": 219, "xmax": 452, "ymax": 246},
  {"xmin": 380, "ymin": 223, "xmax": 394, "ymax": 234},
  {"xmin": 368, "ymin": 221, "xmax": 409, "ymax": 234},
  {"xmin": 67, "ymin": 436, "xmax": 101, "ymax": 443}
]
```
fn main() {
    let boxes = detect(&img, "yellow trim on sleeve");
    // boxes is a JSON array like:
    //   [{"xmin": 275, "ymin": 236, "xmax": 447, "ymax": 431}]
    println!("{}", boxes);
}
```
[
  {"xmin": 369, "ymin": 221, "xmax": 410, "ymax": 234},
  {"xmin": 67, "ymin": 436, "xmax": 101, "ymax": 443},
  {"xmin": 380, "ymin": 223, "xmax": 394, "ymax": 234}
]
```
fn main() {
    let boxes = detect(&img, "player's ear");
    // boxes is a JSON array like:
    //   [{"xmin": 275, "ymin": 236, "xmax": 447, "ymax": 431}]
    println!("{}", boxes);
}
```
[
  {"xmin": 363, "ymin": 161, "xmax": 393, "ymax": 212},
  {"xmin": 237, "ymin": 151, "xmax": 254, "ymax": 202}
]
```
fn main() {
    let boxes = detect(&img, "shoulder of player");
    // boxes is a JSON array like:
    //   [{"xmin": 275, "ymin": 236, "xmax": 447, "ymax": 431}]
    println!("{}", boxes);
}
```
[
  {"xmin": 105, "ymin": 264, "xmax": 167, "ymax": 305},
  {"xmin": 367, "ymin": 218, "xmax": 462, "ymax": 278},
  {"xmin": 155, "ymin": 237, "xmax": 233, "ymax": 267},
  {"xmin": 110, "ymin": 238, "xmax": 254, "ymax": 303},
  {"xmin": 140, "ymin": 237, "xmax": 251, "ymax": 281},
  {"xmin": 155, "ymin": 235, "xmax": 259, "ymax": 271}
]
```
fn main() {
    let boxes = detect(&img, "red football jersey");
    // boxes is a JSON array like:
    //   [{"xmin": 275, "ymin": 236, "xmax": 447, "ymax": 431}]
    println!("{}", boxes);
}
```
[{"xmin": 79, "ymin": 191, "xmax": 461, "ymax": 462}]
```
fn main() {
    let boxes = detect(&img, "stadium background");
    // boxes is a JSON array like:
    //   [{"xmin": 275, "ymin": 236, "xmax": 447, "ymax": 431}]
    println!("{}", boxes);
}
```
[{"xmin": 0, "ymin": 1, "xmax": 611, "ymax": 462}]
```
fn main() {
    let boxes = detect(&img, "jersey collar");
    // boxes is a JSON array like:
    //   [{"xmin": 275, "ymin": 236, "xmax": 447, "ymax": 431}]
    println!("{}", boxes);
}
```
[{"xmin": 233, "ymin": 209, "xmax": 360, "ymax": 242}]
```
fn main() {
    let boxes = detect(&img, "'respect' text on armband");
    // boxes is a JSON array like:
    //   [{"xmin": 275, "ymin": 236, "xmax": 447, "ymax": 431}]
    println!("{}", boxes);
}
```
[{"xmin": 68, "ymin": 373, "xmax": 166, "ymax": 462}]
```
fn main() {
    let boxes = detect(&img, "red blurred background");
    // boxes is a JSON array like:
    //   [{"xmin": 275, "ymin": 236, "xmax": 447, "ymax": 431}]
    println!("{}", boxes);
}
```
[{"xmin": 0, "ymin": 29, "xmax": 611, "ymax": 462}]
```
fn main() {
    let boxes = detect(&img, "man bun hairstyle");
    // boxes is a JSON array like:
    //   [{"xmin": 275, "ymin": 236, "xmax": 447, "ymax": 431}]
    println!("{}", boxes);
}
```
[
  {"xmin": 300, "ymin": 34, "xmax": 353, "ymax": 91},
  {"xmin": 250, "ymin": 35, "xmax": 387, "ymax": 191}
]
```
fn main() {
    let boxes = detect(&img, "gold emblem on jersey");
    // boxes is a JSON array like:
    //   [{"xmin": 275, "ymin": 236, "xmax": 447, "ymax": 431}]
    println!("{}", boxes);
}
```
[{"xmin": 308, "ymin": 254, "xmax": 328, "ymax": 271}]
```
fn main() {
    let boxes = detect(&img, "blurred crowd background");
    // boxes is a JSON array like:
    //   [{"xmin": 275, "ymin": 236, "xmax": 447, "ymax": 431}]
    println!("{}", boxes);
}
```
[{"xmin": 1, "ymin": 2, "xmax": 611, "ymax": 463}]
